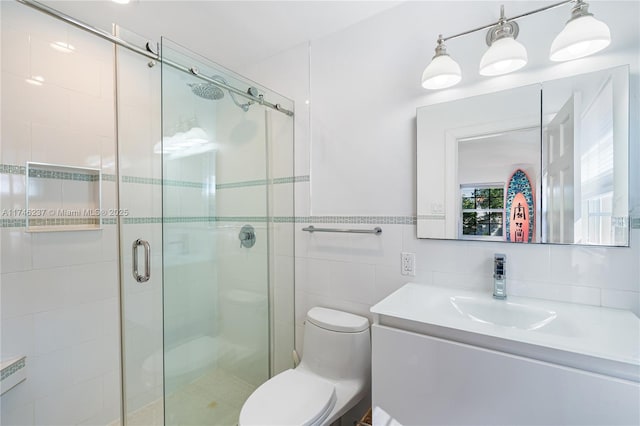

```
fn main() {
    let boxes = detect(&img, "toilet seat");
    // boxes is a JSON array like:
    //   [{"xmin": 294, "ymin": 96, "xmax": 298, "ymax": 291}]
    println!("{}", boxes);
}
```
[{"xmin": 239, "ymin": 369, "xmax": 336, "ymax": 426}]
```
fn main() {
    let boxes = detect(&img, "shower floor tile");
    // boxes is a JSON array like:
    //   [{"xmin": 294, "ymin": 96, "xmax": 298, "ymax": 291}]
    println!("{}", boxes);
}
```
[{"xmin": 109, "ymin": 368, "xmax": 256, "ymax": 426}]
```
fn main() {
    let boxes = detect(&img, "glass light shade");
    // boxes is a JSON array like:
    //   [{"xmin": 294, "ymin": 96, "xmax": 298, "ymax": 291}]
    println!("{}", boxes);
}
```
[
  {"xmin": 421, "ymin": 54, "xmax": 462, "ymax": 90},
  {"xmin": 479, "ymin": 37, "xmax": 528, "ymax": 76},
  {"xmin": 549, "ymin": 15, "xmax": 611, "ymax": 61}
]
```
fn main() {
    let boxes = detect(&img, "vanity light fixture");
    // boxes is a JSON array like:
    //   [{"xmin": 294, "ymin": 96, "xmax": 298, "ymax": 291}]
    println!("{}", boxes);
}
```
[
  {"xmin": 421, "ymin": 0, "xmax": 611, "ymax": 90},
  {"xmin": 421, "ymin": 35, "xmax": 462, "ymax": 89},
  {"xmin": 550, "ymin": 0, "xmax": 611, "ymax": 61},
  {"xmin": 479, "ymin": 6, "xmax": 527, "ymax": 76}
]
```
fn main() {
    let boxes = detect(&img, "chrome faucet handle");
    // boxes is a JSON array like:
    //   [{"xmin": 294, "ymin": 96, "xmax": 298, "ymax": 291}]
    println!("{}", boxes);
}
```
[
  {"xmin": 494, "ymin": 253, "xmax": 506, "ymax": 278},
  {"xmin": 493, "ymin": 253, "xmax": 507, "ymax": 300}
]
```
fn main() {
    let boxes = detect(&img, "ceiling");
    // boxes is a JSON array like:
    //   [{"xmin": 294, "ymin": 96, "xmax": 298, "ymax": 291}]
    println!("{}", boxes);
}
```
[
  {"xmin": 26, "ymin": 0, "xmax": 638, "ymax": 92},
  {"xmin": 39, "ymin": 0, "xmax": 403, "ymax": 69}
]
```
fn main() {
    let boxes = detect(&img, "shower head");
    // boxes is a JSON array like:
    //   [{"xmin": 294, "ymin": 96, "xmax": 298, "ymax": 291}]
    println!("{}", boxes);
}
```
[
  {"xmin": 188, "ymin": 82, "xmax": 224, "ymax": 100},
  {"xmin": 187, "ymin": 74, "xmax": 256, "ymax": 112}
]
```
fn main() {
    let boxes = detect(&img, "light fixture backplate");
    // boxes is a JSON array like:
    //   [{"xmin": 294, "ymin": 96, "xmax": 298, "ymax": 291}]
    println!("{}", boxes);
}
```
[{"xmin": 485, "ymin": 20, "xmax": 519, "ymax": 46}]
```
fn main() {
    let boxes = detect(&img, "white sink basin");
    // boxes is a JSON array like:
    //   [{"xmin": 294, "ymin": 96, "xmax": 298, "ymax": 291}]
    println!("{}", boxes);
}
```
[
  {"xmin": 449, "ymin": 296, "xmax": 557, "ymax": 330},
  {"xmin": 370, "ymin": 283, "xmax": 640, "ymax": 382}
]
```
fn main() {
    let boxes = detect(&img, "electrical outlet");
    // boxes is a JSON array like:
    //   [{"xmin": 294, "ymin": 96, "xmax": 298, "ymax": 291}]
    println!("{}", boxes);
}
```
[{"xmin": 401, "ymin": 252, "xmax": 416, "ymax": 276}]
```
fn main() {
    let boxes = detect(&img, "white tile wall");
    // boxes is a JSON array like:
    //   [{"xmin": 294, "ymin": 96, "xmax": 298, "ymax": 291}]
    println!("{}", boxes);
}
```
[
  {"xmin": 241, "ymin": 0, "xmax": 640, "ymax": 380},
  {"xmin": 0, "ymin": 229, "xmax": 32, "ymax": 273},
  {"xmin": 1, "ymin": 3, "xmax": 121, "ymax": 425},
  {"xmin": 2, "ymin": 1, "xmax": 637, "ymax": 425}
]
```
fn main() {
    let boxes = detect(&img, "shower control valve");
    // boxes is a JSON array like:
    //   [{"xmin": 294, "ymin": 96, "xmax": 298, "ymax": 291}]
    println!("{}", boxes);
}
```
[{"xmin": 239, "ymin": 224, "xmax": 256, "ymax": 248}]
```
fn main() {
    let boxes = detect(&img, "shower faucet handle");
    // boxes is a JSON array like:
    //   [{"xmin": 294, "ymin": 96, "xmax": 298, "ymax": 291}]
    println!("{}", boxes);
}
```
[{"xmin": 239, "ymin": 225, "xmax": 256, "ymax": 248}]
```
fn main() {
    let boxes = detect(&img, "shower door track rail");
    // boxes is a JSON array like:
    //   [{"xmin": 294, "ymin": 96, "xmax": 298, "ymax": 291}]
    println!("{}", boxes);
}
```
[{"xmin": 16, "ymin": 0, "xmax": 295, "ymax": 117}]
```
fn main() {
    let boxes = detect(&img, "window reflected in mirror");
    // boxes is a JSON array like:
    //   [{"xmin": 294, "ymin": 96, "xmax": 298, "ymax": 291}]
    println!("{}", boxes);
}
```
[
  {"xmin": 460, "ymin": 186, "xmax": 504, "ymax": 240},
  {"xmin": 456, "ymin": 127, "xmax": 539, "ymax": 243}
]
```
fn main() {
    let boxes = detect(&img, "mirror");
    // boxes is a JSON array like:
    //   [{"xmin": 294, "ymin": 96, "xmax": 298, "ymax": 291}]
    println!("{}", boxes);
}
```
[
  {"xmin": 416, "ymin": 65, "xmax": 629, "ymax": 246},
  {"xmin": 541, "ymin": 66, "xmax": 629, "ymax": 246},
  {"xmin": 417, "ymin": 84, "xmax": 542, "ymax": 242}
]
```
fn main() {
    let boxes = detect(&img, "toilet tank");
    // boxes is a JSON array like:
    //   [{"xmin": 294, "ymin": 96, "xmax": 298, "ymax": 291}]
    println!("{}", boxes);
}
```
[{"xmin": 299, "ymin": 307, "xmax": 371, "ymax": 381}]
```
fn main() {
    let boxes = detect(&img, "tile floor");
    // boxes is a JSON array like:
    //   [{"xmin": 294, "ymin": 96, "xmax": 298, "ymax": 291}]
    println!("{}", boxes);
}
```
[{"xmin": 110, "ymin": 368, "xmax": 256, "ymax": 426}]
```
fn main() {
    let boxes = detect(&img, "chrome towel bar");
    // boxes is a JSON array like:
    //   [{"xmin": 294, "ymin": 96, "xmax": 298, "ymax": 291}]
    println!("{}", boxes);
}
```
[{"xmin": 302, "ymin": 226, "xmax": 382, "ymax": 235}]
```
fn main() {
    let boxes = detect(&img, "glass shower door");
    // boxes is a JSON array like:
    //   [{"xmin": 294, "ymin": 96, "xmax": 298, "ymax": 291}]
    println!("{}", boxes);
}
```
[
  {"xmin": 160, "ymin": 38, "xmax": 270, "ymax": 425},
  {"xmin": 115, "ymin": 27, "xmax": 164, "ymax": 426}
]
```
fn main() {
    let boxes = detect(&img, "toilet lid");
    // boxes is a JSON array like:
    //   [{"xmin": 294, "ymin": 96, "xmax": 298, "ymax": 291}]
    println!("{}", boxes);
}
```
[{"xmin": 239, "ymin": 369, "xmax": 336, "ymax": 426}]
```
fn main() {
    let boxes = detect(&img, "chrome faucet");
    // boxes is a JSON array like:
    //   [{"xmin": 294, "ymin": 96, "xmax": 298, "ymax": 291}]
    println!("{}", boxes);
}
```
[{"xmin": 493, "ymin": 253, "xmax": 507, "ymax": 299}]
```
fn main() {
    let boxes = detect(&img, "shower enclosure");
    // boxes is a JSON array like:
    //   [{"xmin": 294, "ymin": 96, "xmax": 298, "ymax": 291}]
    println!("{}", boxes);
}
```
[{"xmin": 1, "ymin": 2, "xmax": 295, "ymax": 425}]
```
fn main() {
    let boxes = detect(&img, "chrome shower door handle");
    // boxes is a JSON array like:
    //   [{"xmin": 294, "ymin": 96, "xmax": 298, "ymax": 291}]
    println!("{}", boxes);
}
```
[{"xmin": 132, "ymin": 239, "xmax": 151, "ymax": 283}]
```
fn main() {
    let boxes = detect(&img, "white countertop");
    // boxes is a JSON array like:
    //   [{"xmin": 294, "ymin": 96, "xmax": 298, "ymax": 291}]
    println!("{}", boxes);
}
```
[{"xmin": 371, "ymin": 283, "xmax": 640, "ymax": 382}]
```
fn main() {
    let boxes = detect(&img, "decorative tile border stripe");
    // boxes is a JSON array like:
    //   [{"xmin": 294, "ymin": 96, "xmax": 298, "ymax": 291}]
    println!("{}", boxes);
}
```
[
  {"xmin": 28, "ymin": 218, "xmax": 100, "ymax": 227},
  {"xmin": 123, "ymin": 217, "xmax": 164, "ymax": 224},
  {"xmin": 1, "ymin": 165, "xmax": 117, "ymax": 183},
  {"xmin": 117, "ymin": 216, "xmax": 271, "ymax": 224},
  {"xmin": 163, "ymin": 179, "xmax": 205, "ymax": 188},
  {"xmin": 3, "ymin": 208, "xmax": 637, "ymax": 238},
  {"xmin": 1, "ymin": 219, "xmax": 27, "ymax": 228},
  {"xmin": 417, "ymin": 214, "xmax": 445, "ymax": 220},
  {"xmin": 122, "ymin": 176, "xmax": 206, "ymax": 188},
  {"xmin": 0, "ymin": 215, "xmax": 417, "ymax": 227},
  {"xmin": 162, "ymin": 216, "xmax": 213, "ymax": 223},
  {"xmin": 3, "ymin": 218, "xmax": 112, "ymax": 227},
  {"xmin": 216, "ymin": 175, "xmax": 310, "ymax": 190},
  {"xmin": 215, "ymin": 216, "xmax": 269, "ymax": 223},
  {"xmin": 28, "ymin": 168, "xmax": 99, "ymax": 182},
  {"xmin": 296, "ymin": 215, "xmax": 417, "ymax": 225},
  {"xmin": 0, "ymin": 164, "xmax": 26, "ymax": 175},
  {"xmin": 273, "ymin": 216, "xmax": 296, "ymax": 223},
  {"xmin": 123, "ymin": 215, "xmax": 414, "ymax": 224},
  {"xmin": 273, "ymin": 175, "xmax": 310, "ymax": 184},
  {"xmin": 121, "ymin": 176, "xmax": 163, "ymax": 186},
  {"xmin": 1, "ymin": 164, "xmax": 308, "ymax": 190},
  {"xmin": 1, "ymin": 358, "xmax": 26, "ymax": 382},
  {"xmin": 216, "ymin": 179, "xmax": 269, "ymax": 190}
]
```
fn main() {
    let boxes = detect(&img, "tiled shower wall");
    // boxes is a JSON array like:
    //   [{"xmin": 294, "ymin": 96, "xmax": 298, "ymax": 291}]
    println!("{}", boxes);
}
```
[
  {"xmin": 213, "ymin": 77, "xmax": 296, "ymax": 379},
  {"xmin": 1, "ymin": 4, "xmax": 297, "ymax": 425},
  {"xmin": 241, "ymin": 0, "xmax": 640, "ymax": 363},
  {"xmin": 0, "ymin": 3, "xmax": 121, "ymax": 424}
]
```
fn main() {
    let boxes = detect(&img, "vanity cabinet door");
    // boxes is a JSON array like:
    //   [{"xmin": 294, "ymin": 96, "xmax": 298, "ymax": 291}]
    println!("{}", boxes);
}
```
[{"xmin": 372, "ymin": 324, "xmax": 639, "ymax": 425}]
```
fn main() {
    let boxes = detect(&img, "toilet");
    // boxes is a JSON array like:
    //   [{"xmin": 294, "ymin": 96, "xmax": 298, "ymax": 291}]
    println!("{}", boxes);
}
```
[{"xmin": 239, "ymin": 307, "xmax": 371, "ymax": 426}]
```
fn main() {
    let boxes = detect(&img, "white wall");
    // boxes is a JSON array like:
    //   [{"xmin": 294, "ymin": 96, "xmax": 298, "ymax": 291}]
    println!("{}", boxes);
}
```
[
  {"xmin": 3, "ymin": 1, "xmax": 632, "ymax": 424},
  {"xmin": 457, "ymin": 131, "xmax": 539, "ymax": 185},
  {"xmin": 241, "ymin": 0, "xmax": 640, "ymax": 371},
  {"xmin": 0, "ymin": 3, "xmax": 121, "ymax": 424}
]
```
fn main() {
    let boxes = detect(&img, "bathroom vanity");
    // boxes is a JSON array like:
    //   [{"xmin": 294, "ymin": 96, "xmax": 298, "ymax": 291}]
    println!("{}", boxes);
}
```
[{"xmin": 370, "ymin": 283, "xmax": 640, "ymax": 425}]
